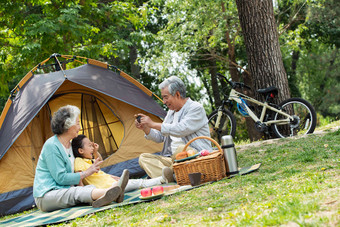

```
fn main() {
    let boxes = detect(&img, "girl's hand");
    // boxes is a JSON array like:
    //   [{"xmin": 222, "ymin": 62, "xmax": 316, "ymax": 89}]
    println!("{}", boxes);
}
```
[
  {"xmin": 92, "ymin": 142, "xmax": 99, "ymax": 152},
  {"xmin": 92, "ymin": 144, "xmax": 103, "ymax": 161},
  {"xmin": 85, "ymin": 158, "xmax": 103, "ymax": 176}
]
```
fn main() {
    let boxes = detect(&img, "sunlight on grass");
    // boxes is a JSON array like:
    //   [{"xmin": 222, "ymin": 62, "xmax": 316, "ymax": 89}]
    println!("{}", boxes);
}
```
[{"xmin": 317, "ymin": 119, "xmax": 340, "ymax": 131}]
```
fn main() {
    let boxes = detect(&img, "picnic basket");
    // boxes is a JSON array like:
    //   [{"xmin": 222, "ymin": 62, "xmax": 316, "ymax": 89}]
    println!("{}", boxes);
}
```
[{"xmin": 173, "ymin": 136, "xmax": 227, "ymax": 185}]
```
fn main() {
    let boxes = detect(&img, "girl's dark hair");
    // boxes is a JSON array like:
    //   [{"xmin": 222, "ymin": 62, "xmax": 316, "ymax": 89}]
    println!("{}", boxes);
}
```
[{"xmin": 72, "ymin": 134, "xmax": 87, "ymax": 158}]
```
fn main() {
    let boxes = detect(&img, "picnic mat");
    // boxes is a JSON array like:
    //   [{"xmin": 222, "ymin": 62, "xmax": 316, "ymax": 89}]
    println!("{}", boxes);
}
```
[{"xmin": 0, "ymin": 163, "xmax": 261, "ymax": 227}]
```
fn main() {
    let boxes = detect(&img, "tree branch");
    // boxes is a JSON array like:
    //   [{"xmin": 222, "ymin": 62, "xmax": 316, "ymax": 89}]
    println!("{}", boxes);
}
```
[{"xmin": 279, "ymin": 1, "xmax": 307, "ymax": 35}]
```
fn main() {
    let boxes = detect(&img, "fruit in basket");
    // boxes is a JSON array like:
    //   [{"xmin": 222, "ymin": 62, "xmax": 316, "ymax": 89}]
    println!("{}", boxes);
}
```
[
  {"xmin": 175, "ymin": 151, "xmax": 188, "ymax": 160},
  {"xmin": 141, "ymin": 188, "xmax": 152, "ymax": 197},
  {"xmin": 152, "ymin": 186, "xmax": 164, "ymax": 195},
  {"xmin": 200, "ymin": 149, "xmax": 210, "ymax": 156},
  {"xmin": 187, "ymin": 149, "xmax": 197, "ymax": 157}
]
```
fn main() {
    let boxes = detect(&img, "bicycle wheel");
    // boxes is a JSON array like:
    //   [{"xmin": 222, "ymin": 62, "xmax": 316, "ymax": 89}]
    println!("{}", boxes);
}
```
[
  {"xmin": 271, "ymin": 98, "xmax": 317, "ymax": 138},
  {"xmin": 208, "ymin": 109, "xmax": 236, "ymax": 143}
]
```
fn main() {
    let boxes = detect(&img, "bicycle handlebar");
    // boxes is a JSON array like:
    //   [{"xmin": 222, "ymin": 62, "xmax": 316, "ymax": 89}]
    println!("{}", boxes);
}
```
[{"xmin": 216, "ymin": 73, "xmax": 251, "ymax": 90}]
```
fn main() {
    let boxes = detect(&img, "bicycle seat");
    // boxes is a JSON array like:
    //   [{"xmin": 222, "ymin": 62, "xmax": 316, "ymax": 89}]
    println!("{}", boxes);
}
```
[{"xmin": 257, "ymin": 86, "xmax": 278, "ymax": 95}]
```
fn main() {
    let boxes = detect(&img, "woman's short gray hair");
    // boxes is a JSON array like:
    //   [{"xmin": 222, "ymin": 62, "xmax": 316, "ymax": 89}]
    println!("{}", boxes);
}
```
[
  {"xmin": 51, "ymin": 105, "xmax": 80, "ymax": 135},
  {"xmin": 159, "ymin": 76, "xmax": 186, "ymax": 98}
]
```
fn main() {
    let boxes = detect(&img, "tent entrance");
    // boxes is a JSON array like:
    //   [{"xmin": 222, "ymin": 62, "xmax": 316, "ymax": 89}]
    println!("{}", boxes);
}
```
[
  {"xmin": 80, "ymin": 94, "xmax": 119, "ymax": 159},
  {"xmin": 48, "ymin": 93, "xmax": 124, "ymax": 159}
]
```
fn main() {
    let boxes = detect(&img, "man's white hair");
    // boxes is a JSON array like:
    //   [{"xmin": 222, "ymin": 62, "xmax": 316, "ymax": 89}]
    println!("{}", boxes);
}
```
[{"xmin": 159, "ymin": 76, "xmax": 186, "ymax": 98}]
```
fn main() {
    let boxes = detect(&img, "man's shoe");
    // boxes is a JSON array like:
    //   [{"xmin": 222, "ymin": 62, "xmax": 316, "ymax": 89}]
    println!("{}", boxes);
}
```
[
  {"xmin": 162, "ymin": 167, "xmax": 175, "ymax": 183},
  {"xmin": 116, "ymin": 169, "xmax": 129, "ymax": 203},
  {"xmin": 92, "ymin": 186, "xmax": 121, "ymax": 208}
]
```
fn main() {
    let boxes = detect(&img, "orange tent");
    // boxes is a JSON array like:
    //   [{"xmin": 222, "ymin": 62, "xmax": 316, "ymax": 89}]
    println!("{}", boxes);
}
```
[{"xmin": 0, "ymin": 54, "xmax": 165, "ymax": 215}]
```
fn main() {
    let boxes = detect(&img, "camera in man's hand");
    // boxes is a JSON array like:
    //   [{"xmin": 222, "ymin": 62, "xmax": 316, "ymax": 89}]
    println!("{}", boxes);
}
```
[{"xmin": 136, "ymin": 115, "xmax": 141, "ymax": 123}]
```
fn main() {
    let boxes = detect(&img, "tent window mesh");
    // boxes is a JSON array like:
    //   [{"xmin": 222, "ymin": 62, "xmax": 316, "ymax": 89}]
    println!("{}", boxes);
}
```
[{"xmin": 81, "ymin": 94, "xmax": 118, "ymax": 159}]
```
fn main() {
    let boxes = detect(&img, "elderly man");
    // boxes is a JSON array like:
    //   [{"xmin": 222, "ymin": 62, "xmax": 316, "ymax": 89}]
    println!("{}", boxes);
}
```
[{"xmin": 135, "ymin": 76, "xmax": 212, "ymax": 180}]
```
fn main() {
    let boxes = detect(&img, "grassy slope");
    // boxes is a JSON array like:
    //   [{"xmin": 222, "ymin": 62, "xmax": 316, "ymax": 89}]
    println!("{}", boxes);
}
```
[
  {"xmin": 62, "ymin": 124, "xmax": 339, "ymax": 226},
  {"xmin": 1, "ymin": 123, "xmax": 339, "ymax": 226}
]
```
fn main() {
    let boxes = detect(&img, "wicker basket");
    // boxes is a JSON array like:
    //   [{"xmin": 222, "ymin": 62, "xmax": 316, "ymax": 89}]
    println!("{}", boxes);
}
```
[{"xmin": 173, "ymin": 136, "xmax": 227, "ymax": 185}]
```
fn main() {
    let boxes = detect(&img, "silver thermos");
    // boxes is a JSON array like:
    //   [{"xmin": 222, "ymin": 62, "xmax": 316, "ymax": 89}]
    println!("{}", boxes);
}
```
[{"xmin": 221, "ymin": 135, "xmax": 239, "ymax": 175}]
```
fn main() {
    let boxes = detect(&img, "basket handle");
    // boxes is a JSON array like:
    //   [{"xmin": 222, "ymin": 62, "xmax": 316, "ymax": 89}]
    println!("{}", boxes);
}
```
[{"xmin": 183, "ymin": 136, "xmax": 223, "ymax": 154}]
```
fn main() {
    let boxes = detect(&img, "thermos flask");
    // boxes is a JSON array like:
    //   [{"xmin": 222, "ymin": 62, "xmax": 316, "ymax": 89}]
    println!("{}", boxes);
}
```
[{"xmin": 221, "ymin": 135, "xmax": 239, "ymax": 175}]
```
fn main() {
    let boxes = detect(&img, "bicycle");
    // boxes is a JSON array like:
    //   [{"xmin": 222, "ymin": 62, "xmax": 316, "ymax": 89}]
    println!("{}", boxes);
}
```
[{"xmin": 208, "ymin": 73, "xmax": 317, "ymax": 142}]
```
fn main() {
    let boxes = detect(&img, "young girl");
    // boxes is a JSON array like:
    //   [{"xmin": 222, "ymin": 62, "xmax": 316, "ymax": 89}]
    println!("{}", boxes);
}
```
[{"xmin": 71, "ymin": 135, "xmax": 174, "ymax": 199}]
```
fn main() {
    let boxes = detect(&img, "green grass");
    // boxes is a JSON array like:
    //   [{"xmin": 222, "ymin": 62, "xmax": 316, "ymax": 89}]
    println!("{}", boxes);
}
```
[{"xmin": 1, "ymin": 123, "xmax": 339, "ymax": 226}]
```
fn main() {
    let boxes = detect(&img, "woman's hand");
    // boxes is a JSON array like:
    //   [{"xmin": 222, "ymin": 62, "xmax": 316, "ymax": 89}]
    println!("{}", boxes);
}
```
[{"xmin": 77, "ymin": 179, "xmax": 84, "ymax": 186}]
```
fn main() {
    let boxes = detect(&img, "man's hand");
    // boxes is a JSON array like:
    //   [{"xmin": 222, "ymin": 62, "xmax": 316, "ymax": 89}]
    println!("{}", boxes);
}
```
[
  {"xmin": 134, "ymin": 113, "xmax": 151, "ymax": 134},
  {"xmin": 137, "ymin": 113, "xmax": 162, "ymax": 131}
]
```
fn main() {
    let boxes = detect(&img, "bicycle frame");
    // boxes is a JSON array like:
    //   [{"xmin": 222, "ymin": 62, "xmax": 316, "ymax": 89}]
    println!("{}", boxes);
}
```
[{"xmin": 228, "ymin": 89, "xmax": 294, "ymax": 126}]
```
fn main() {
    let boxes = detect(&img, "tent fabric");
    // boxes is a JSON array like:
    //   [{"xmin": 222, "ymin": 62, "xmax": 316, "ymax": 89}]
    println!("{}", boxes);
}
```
[
  {"xmin": 48, "ymin": 80, "xmax": 164, "ymax": 166},
  {"xmin": 0, "ymin": 61, "xmax": 166, "ymax": 216},
  {"xmin": 0, "ymin": 64, "xmax": 165, "ymax": 159},
  {"xmin": 66, "ymin": 64, "xmax": 164, "ymax": 118},
  {"xmin": 0, "ymin": 70, "xmax": 64, "ymax": 159}
]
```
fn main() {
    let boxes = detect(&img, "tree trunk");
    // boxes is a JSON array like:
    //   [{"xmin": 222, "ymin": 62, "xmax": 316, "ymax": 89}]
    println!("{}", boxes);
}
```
[
  {"xmin": 235, "ymin": 0, "xmax": 291, "ymax": 103},
  {"xmin": 235, "ymin": 0, "xmax": 291, "ymax": 140}
]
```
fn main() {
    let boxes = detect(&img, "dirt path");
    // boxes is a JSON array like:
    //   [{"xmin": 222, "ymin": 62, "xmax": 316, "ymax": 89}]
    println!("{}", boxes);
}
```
[{"xmin": 236, "ymin": 124, "xmax": 340, "ymax": 153}]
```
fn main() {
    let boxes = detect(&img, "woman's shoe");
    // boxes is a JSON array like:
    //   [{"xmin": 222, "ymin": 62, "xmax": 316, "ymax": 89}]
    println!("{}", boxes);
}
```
[{"xmin": 92, "ymin": 186, "xmax": 121, "ymax": 208}]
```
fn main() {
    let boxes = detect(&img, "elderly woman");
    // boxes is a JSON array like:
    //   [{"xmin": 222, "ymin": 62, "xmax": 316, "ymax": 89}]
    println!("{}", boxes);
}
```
[{"xmin": 33, "ymin": 105, "xmax": 126, "ymax": 212}]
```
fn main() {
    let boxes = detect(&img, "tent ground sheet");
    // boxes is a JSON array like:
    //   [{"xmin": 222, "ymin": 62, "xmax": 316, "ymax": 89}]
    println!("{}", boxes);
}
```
[{"xmin": 0, "ymin": 163, "xmax": 261, "ymax": 227}]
